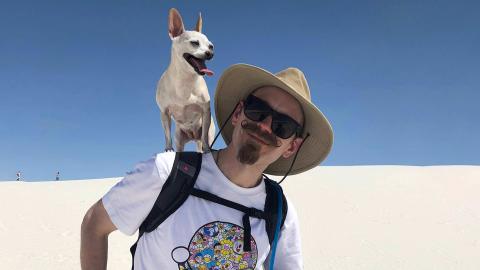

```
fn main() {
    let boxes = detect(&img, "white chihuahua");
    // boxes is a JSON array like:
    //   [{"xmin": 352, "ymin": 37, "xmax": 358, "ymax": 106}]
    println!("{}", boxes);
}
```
[{"xmin": 156, "ymin": 8, "xmax": 215, "ymax": 152}]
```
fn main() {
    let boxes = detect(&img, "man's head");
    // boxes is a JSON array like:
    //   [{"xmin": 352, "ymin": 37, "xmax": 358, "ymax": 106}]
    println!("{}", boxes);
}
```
[
  {"xmin": 214, "ymin": 64, "xmax": 334, "ymax": 175},
  {"xmin": 230, "ymin": 86, "xmax": 305, "ymax": 167}
]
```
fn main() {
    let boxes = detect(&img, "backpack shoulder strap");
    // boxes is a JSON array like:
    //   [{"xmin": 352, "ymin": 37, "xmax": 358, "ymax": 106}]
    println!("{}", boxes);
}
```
[
  {"xmin": 263, "ymin": 177, "xmax": 288, "ymax": 245},
  {"xmin": 141, "ymin": 151, "xmax": 202, "ymax": 233},
  {"xmin": 130, "ymin": 151, "xmax": 202, "ymax": 269}
]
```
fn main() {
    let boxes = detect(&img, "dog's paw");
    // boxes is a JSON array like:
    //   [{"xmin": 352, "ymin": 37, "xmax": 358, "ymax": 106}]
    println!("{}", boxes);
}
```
[
  {"xmin": 165, "ymin": 147, "xmax": 174, "ymax": 152},
  {"xmin": 202, "ymin": 146, "xmax": 211, "ymax": 153}
]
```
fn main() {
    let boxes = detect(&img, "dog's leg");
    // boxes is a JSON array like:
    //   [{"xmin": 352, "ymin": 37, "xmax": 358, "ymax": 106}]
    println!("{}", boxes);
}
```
[
  {"xmin": 208, "ymin": 116, "xmax": 215, "ymax": 148},
  {"xmin": 160, "ymin": 111, "xmax": 174, "ymax": 151},
  {"xmin": 200, "ymin": 101, "xmax": 212, "ymax": 153},
  {"xmin": 195, "ymin": 135, "xmax": 203, "ymax": 152},
  {"xmin": 198, "ymin": 116, "xmax": 215, "ymax": 151},
  {"xmin": 174, "ymin": 127, "xmax": 187, "ymax": 152}
]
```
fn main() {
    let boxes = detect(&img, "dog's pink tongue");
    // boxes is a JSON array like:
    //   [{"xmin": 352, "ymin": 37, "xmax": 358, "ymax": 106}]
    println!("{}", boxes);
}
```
[{"xmin": 201, "ymin": 68, "xmax": 214, "ymax": 76}]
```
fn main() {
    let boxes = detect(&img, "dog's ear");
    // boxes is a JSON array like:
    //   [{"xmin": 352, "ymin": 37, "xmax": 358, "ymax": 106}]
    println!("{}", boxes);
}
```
[
  {"xmin": 168, "ymin": 8, "xmax": 185, "ymax": 39},
  {"xmin": 195, "ymin": 12, "xmax": 202, "ymax": 33}
]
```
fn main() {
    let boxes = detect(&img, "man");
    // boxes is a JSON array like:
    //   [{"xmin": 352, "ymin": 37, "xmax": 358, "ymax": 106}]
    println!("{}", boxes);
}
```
[{"xmin": 81, "ymin": 64, "xmax": 333, "ymax": 269}]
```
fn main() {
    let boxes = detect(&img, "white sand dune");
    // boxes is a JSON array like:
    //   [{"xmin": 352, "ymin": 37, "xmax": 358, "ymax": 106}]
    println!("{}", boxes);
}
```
[{"xmin": 1, "ymin": 166, "xmax": 479, "ymax": 269}]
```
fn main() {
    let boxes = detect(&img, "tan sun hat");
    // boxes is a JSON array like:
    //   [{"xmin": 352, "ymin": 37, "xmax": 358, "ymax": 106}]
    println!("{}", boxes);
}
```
[{"xmin": 214, "ymin": 63, "xmax": 334, "ymax": 175}]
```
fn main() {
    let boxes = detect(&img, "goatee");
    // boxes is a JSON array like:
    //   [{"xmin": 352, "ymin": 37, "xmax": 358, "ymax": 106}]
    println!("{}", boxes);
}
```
[{"xmin": 237, "ymin": 141, "xmax": 260, "ymax": 165}]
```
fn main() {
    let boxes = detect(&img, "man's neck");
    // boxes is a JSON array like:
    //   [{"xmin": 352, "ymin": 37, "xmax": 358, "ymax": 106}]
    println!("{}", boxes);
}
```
[{"xmin": 214, "ymin": 147, "xmax": 265, "ymax": 189}]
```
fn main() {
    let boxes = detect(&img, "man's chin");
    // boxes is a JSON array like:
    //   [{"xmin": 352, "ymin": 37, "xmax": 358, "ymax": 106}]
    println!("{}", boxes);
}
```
[{"xmin": 237, "ymin": 142, "xmax": 260, "ymax": 165}]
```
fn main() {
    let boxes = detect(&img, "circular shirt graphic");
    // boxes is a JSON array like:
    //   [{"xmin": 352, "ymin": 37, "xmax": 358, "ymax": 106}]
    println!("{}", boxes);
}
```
[{"xmin": 172, "ymin": 221, "xmax": 258, "ymax": 270}]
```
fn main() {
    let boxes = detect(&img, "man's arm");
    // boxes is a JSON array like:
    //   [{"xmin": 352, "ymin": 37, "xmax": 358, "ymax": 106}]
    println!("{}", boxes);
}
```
[
  {"xmin": 81, "ymin": 199, "xmax": 117, "ymax": 270},
  {"xmin": 80, "ymin": 152, "xmax": 175, "ymax": 269}
]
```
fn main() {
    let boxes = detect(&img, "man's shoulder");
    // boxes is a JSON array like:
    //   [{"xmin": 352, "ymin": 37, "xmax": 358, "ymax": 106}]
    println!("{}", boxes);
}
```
[
  {"xmin": 149, "ymin": 151, "xmax": 177, "ymax": 178},
  {"xmin": 154, "ymin": 151, "xmax": 177, "ymax": 161},
  {"xmin": 154, "ymin": 151, "xmax": 209, "ymax": 176}
]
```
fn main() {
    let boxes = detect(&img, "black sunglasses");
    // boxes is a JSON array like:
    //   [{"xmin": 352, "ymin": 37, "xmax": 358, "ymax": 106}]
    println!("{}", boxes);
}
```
[{"xmin": 243, "ymin": 94, "xmax": 303, "ymax": 139}]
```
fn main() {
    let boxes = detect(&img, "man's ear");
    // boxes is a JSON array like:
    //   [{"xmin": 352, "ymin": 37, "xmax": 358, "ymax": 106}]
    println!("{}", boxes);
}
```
[
  {"xmin": 282, "ymin": 137, "xmax": 304, "ymax": 159},
  {"xmin": 231, "ymin": 101, "xmax": 244, "ymax": 126},
  {"xmin": 168, "ymin": 8, "xmax": 185, "ymax": 39}
]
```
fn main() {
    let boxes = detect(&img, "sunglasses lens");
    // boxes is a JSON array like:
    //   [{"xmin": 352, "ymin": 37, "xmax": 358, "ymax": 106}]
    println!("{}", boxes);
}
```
[
  {"xmin": 272, "ymin": 118, "xmax": 297, "ymax": 139},
  {"xmin": 244, "ymin": 95, "xmax": 301, "ymax": 139},
  {"xmin": 244, "ymin": 110, "xmax": 268, "ymax": 122},
  {"xmin": 244, "ymin": 96, "xmax": 270, "ymax": 122}
]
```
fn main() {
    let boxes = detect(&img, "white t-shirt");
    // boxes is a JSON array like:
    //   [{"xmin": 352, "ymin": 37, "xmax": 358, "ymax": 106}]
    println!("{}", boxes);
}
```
[{"xmin": 103, "ymin": 151, "xmax": 303, "ymax": 270}]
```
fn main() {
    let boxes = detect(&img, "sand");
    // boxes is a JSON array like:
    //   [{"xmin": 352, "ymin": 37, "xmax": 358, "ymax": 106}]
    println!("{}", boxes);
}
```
[{"xmin": 1, "ymin": 166, "xmax": 479, "ymax": 269}]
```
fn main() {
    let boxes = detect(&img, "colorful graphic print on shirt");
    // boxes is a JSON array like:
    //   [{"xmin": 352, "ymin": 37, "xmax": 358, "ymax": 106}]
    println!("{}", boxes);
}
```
[{"xmin": 171, "ymin": 221, "xmax": 258, "ymax": 270}]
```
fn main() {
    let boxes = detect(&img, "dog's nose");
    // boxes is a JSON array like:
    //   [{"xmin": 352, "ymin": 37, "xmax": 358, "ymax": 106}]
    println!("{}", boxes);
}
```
[{"xmin": 204, "ymin": 51, "xmax": 214, "ymax": 60}]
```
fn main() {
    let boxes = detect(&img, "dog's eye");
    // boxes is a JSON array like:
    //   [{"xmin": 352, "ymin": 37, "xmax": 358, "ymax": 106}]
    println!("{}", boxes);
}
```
[
  {"xmin": 190, "ymin": 41, "xmax": 200, "ymax": 47},
  {"xmin": 209, "ymin": 44, "xmax": 214, "ymax": 50}
]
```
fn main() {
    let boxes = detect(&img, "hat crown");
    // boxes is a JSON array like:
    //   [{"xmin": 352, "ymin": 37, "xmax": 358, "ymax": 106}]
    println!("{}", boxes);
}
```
[{"xmin": 275, "ymin": 68, "xmax": 311, "ymax": 101}]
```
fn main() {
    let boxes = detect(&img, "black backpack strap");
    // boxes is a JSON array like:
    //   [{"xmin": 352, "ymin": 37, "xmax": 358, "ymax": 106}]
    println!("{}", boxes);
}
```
[
  {"xmin": 190, "ymin": 175, "xmax": 288, "ymax": 252},
  {"xmin": 141, "ymin": 151, "xmax": 202, "ymax": 233},
  {"xmin": 190, "ymin": 188, "xmax": 266, "ymax": 252},
  {"xmin": 130, "ymin": 151, "xmax": 202, "ymax": 269},
  {"xmin": 263, "ymin": 176, "xmax": 288, "ymax": 245}
]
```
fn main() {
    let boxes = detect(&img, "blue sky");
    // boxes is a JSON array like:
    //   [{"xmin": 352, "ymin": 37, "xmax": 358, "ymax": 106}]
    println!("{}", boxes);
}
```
[{"xmin": 1, "ymin": 0, "xmax": 479, "ymax": 181}]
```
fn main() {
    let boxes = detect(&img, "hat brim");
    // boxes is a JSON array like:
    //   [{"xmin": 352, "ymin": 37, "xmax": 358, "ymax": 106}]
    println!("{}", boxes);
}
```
[{"xmin": 214, "ymin": 64, "xmax": 334, "ymax": 175}]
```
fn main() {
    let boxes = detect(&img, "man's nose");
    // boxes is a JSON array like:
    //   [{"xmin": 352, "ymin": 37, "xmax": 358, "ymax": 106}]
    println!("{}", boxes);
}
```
[{"xmin": 257, "ymin": 116, "xmax": 273, "ymax": 134}]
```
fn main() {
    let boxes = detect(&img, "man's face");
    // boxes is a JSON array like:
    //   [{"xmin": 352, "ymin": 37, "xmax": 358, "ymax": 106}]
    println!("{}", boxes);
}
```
[{"xmin": 231, "ymin": 86, "xmax": 304, "ymax": 166}]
